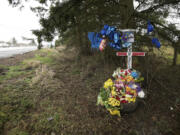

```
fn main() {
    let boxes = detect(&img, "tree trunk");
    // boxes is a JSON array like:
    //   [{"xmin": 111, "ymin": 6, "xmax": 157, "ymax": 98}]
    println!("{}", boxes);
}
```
[
  {"xmin": 37, "ymin": 37, "xmax": 42, "ymax": 50},
  {"xmin": 173, "ymin": 43, "xmax": 178, "ymax": 66},
  {"xmin": 120, "ymin": 0, "xmax": 135, "ymax": 29}
]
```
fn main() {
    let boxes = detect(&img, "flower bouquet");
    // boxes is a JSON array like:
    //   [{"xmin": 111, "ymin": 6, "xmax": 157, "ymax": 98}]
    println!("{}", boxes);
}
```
[{"xmin": 97, "ymin": 68, "xmax": 145, "ymax": 117}]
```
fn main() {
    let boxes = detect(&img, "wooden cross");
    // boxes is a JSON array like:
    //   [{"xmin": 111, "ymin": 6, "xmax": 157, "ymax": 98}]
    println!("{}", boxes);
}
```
[{"xmin": 116, "ymin": 29, "xmax": 145, "ymax": 69}]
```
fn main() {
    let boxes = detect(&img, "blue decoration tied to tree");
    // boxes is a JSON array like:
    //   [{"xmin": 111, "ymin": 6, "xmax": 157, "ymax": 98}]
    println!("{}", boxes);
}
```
[
  {"xmin": 152, "ymin": 38, "xmax": 161, "ymax": 48},
  {"xmin": 88, "ymin": 24, "xmax": 135, "ymax": 51},
  {"xmin": 109, "ymin": 42, "xmax": 121, "ymax": 50},
  {"xmin": 114, "ymin": 32, "xmax": 120, "ymax": 43},
  {"xmin": 147, "ymin": 21, "xmax": 154, "ymax": 34},
  {"xmin": 147, "ymin": 21, "xmax": 161, "ymax": 49},
  {"xmin": 100, "ymin": 29, "xmax": 106, "ymax": 36},
  {"xmin": 122, "ymin": 42, "xmax": 132, "ymax": 48},
  {"xmin": 99, "ymin": 25, "xmax": 122, "ymax": 50},
  {"xmin": 88, "ymin": 32, "xmax": 102, "ymax": 49}
]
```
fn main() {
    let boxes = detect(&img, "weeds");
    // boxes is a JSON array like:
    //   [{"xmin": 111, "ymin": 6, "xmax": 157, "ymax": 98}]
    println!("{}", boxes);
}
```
[{"xmin": 0, "ymin": 47, "xmax": 179, "ymax": 135}]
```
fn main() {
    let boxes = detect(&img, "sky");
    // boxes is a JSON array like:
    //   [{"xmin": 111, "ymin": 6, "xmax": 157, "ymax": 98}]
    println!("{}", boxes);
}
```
[{"xmin": 0, "ymin": 0, "xmax": 40, "ymax": 43}]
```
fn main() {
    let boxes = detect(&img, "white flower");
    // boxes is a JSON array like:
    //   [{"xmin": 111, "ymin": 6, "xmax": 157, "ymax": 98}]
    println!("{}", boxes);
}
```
[
  {"xmin": 125, "ymin": 94, "xmax": 133, "ymax": 98},
  {"xmin": 170, "ymin": 107, "xmax": 174, "ymax": 111},
  {"xmin": 138, "ymin": 91, "xmax": 145, "ymax": 98}
]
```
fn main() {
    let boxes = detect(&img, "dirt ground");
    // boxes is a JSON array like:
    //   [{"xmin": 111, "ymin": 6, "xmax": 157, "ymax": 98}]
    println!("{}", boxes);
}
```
[{"xmin": 0, "ymin": 47, "xmax": 180, "ymax": 135}]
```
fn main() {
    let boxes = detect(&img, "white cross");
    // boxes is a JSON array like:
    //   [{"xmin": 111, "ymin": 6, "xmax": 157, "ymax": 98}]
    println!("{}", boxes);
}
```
[{"xmin": 116, "ymin": 29, "xmax": 145, "ymax": 69}]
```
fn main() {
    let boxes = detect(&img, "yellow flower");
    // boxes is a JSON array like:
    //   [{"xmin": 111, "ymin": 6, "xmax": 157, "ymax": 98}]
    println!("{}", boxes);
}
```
[
  {"xmin": 125, "ymin": 97, "xmax": 136, "ymax": 103},
  {"xmin": 130, "ymin": 90, "xmax": 137, "ymax": 96},
  {"xmin": 104, "ymin": 79, "xmax": 113, "ymax": 89},
  {"xmin": 108, "ymin": 98, "xmax": 120, "ymax": 106},
  {"xmin": 126, "ymin": 86, "xmax": 131, "ymax": 92},
  {"xmin": 108, "ymin": 109, "xmax": 121, "ymax": 117},
  {"xmin": 125, "ymin": 76, "xmax": 134, "ymax": 82},
  {"xmin": 111, "ymin": 88, "xmax": 117, "ymax": 96}
]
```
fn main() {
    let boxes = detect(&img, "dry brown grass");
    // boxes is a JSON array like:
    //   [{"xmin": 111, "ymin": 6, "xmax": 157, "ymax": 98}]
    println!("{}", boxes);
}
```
[
  {"xmin": 23, "ymin": 59, "xmax": 41, "ymax": 69},
  {"xmin": 31, "ymin": 65, "xmax": 55, "ymax": 85}
]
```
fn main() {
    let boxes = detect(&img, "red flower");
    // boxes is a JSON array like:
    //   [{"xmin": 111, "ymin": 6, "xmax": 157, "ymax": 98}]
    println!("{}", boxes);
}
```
[
  {"xmin": 116, "ymin": 96, "xmax": 120, "ymax": 101},
  {"xmin": 126, "ymin": 91, "xmax": 134, "ymax": 95},
  {"xmin": 120, "ymin": 76, "xmax": 124, "ymax": 80},
  {"xmin": 125, "ymin": 71, "xmax": 128, "ymax": 76},
  {"xmin": 121, "ymin": 100, "xmax": 128, "ymax": 103}
]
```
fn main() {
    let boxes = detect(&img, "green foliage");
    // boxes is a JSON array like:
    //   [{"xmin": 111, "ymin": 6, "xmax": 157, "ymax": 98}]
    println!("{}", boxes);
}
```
[
  {"xmin": 98, "ymin": 87, "xmax": 119, "ymax": 110},
  {"xmin": 55, "ymin": 38, "xmax": 62, "ymax": 47},
  {"xmin": 99, "ymin": 88, "xmax": 110, "ymax": 103},
  {"xmin": 135, "ymin": 77, "xmax": 144, "ymax": 83}
]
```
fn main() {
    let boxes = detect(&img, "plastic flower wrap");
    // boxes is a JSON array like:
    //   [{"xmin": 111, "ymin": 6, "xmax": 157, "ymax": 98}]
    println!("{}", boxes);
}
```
[{"xmin": 97, "ymin": 67, "xmax": 145, "ymax": 117}]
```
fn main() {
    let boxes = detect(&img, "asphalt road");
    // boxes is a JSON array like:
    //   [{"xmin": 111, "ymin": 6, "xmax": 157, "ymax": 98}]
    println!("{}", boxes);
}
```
[{"xmin": 0, "ymin": 46, "xmax": 37, "ymax": 58}]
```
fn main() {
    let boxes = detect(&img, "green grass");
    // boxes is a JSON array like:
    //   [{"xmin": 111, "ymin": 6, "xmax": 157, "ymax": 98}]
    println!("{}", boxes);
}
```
[
  {"xmin": 23, "ymin": 48, "xmax": 58, "ymax": 66},
  {"xmin": 34, "ymin": 54, "xmax": 55, "ymax": 65},
  {"xmin": 6, "ymin": 128, "xmax": 29, "ymax": 135},
  {"xmin": 0, "ymin": 80, "xmax": 34, "ymax": 134},
  {"xmin": 6, "ymin": 66, "xmax": 26, "ymax": 78},
  {"xmin": 0, "ymin": 65, "xmax": 26, "ymax": 83},
  {"xmin": 0, "ymin": 48, "xmax": 65, "ymax": 134},
  {"xmin": 150, "ymin": 46, "xmax": 180, "ymax": 65},
  {"xmin": 0, "ymin": 48, "xmax": 58, "ymax": 83}
]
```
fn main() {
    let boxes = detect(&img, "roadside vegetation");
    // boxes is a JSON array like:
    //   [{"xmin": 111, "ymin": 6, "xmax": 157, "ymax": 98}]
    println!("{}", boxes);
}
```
[
  {"xmin": 0, "ymin": 46, "xmax": 180, "ymax": 135},
  {"xmin": 1, "ymin": 0, "xmax": 179, "ymax": 134}
]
